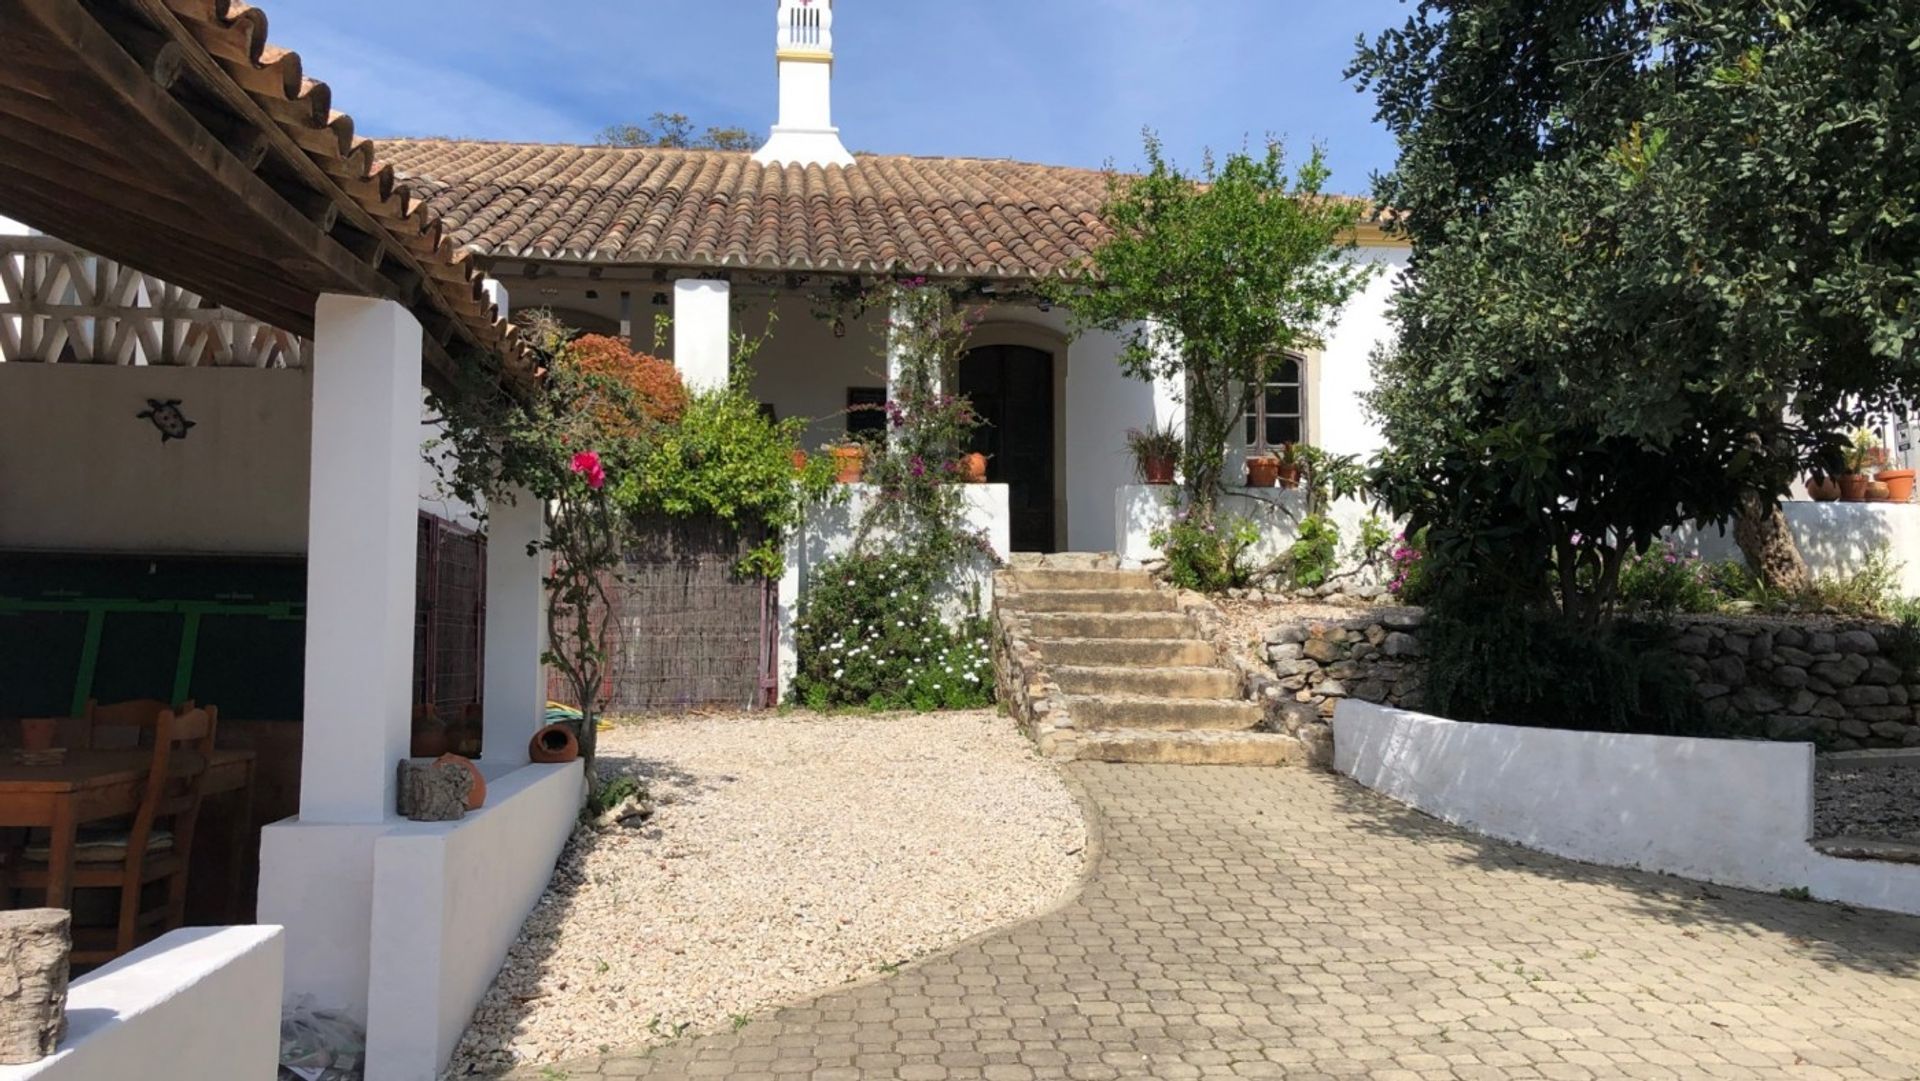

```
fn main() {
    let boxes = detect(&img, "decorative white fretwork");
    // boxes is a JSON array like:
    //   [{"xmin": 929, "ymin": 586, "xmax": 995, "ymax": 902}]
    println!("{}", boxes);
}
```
[{"xmin": 0, "ymin": 234, "xmax": 310, "ymax": 368}]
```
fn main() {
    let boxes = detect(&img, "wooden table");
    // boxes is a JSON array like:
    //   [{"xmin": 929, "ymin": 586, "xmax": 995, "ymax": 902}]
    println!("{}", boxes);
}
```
[{"xmin": 0, "ymin": 748, "xmax": 255, "ymax": 910}]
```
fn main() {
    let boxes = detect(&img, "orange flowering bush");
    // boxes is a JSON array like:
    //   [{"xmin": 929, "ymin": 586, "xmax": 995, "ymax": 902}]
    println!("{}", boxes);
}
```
[{"xmin": 561, "ymin": 334, "xmax": 688, "ymax": 436}]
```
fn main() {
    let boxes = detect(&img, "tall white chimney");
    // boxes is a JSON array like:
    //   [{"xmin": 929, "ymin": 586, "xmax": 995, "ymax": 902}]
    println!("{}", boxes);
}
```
[{"xmin": 753, "ymin": 0, "xmax": 855, "ymax": 168}]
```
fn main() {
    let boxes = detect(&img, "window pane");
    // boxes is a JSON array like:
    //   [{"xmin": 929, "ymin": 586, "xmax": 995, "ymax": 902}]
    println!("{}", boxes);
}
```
[
  {"xmin": 1274, "ymin": 357, "xmax": 1300, "ymax": 383},
  {"xmin": 1268, "ymin": 386, "xmax": 1300, "ymax": 417},
  {"xmin": 1269, "ymin": 417, "xmax": 1302, "ymax": 446},
  {"xmin": 1245, "ymin": 413, "xmax": 1258, "ymax": 445}
]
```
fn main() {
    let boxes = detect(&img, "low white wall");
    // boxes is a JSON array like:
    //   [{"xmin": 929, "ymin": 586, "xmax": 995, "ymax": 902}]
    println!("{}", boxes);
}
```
[
  {"xmin": 262, "ymin": 762, "xmax": 584, "ymax": 1081},
  {"xmin": 365, "ymin": 760, "xmax": 585, "ymax": 1081},
  {"xmin": 777, "ymin": 483, "xmax": 1009, "ymax": 698},
  {"xmin": 1115, "ymin": 485, "xmax": 1383, "ymax": 568},
  {"xmin": 1674, "ymin": 501, "xmax": 1920, "ymax": 597},
  {"xmin": 0, "ymin": 926, "xmax": 284, "ymax": 1081},
  {"xmin": 1333, "ymin": 700, "xmax": 1920, "ymax": 915}
]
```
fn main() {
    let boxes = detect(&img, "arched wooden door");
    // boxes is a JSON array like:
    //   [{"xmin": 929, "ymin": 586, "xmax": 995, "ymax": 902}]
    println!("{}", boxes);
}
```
[{"xmin": 959, "ymin": 345, "xmax": 1055, "ymax": 553}]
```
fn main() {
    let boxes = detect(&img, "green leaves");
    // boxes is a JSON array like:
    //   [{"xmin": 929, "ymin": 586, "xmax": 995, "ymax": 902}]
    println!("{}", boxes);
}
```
[{"xmin": 1064, "ymin": 133, "xmax": 1375, "ymax": 502}]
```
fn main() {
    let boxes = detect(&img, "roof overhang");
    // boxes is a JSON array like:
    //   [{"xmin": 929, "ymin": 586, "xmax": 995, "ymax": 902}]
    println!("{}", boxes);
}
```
[{"xmin": 0, "ymin": 0, "xmax": 528, "ymax": 390}]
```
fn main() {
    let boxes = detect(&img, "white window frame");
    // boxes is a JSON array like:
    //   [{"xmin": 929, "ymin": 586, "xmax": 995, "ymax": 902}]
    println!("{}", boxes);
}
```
[{"xmin": 1244, "ymin": 354, "xmax": 1307, "ymax": 450}]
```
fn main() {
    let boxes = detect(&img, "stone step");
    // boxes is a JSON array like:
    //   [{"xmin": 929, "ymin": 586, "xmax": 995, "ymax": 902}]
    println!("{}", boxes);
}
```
[
  {"xmin": 1069, "ymin": 729, "xmax": 1308, "ymax": 767},
  {"xmin": 1035, "ymin": 638, "xmax": 1217, "ymax": 667},
  {"xmin": 1010, "ymin": 589, "xmax": 1177, "ymax": 614},
  {"xmin": 1027, "ymin": 612, "xmax": 1194, "ymax": 640},
  {"xmin": 1065, "ymin": 694, "xmax": 1264, "ymax": 732},
  {"xmin": 1053, "ymin": 665, "xmax": 1242, "ymax": 700},
  {"xmin": 1006, "ymin": 568, "xmax": 1155, "ymax": 592}
]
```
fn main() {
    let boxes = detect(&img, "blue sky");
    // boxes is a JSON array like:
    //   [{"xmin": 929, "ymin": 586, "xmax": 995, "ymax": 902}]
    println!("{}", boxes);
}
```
[{"xmin": 263, "ymin": 0, "xmax": 1409, "ymax": 195}]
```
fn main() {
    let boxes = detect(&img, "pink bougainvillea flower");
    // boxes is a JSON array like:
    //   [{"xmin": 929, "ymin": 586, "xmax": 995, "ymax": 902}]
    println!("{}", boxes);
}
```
[{"xmin": 569, "ymin": 450, "xmax": 606, "ymax": 490}]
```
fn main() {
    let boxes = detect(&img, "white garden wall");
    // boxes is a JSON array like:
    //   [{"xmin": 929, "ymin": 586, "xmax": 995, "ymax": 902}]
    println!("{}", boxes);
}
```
[
  {"xmin": 777, "ymin": 483, "xmax": 1010, "ymax": 697},
  {"xmin": 262, "ymin": 761, "xmax": 584, "ymax": 1081},
  {"xmin": 365, "ymin": 760, "xmax": 586, "ymax": 1081},
  {"xmin": 1673, "ymin": 501, "xmax": 1920, "ymax": 597},
  {"xmin": 1333, "ymin": 699, "xmax": 1920, "ymax": 915},
  {"xmin": 1115, "ymin": 485, "xmax": 1384, "ymax": 568},
  {"xmin": 0, "ymin": 926, "xmax": 284, "ymax": 1081}
]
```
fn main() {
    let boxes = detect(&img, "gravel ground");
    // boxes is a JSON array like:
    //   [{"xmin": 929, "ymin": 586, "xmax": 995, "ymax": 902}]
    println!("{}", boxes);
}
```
[
  {"xmin": 1815, "ymin": 760, "xmax": 1920, "ymax": 844},
  {"xmin": 445, "ymin": 710, "xmax": 1086, "ymax": 1077}
]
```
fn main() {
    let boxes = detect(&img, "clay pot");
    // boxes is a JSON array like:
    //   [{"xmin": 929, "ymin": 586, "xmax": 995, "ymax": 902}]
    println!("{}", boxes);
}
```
[
  {"xmin": 1245, "ymin": 455, "xmax": 1281, "ymax": 489},
  {"xmin": 1275, "ymin": 463, "xmax": 1302, "ymax": 491},
  {"xmin": 1866, "ymin": 480, "xmax": 1894, "ymax": 502},
  {"xmin": 19, "ymin": 717, "xmax": 59, "ymax": 752},
  {"xmin": 830, "ymin": 444, "xmax": 866, "ymax": 484},
  {"xmin": 790, "ymin": 449, "xmax": 809, "ymax": 473},
  {"xmin": 1876, "ymin": 468, "xmax": 1915, "ymax": 503},
  {"xmin": 959, "ymin": 452, "xmax": 988, "ymax": 484},
  {"xmin": 1838, "ymin": 473, "xmax": 1871, "ymax": 502},
  {"xmin": 435, "ymin": 753, "xmax": 486, "ymax": 811},
  {"xmin": 1141, "ymin": 456, "xmax": 1176, "ymax": 485},
  {"xmin": 529, "ymin": 723, "xmax": 581, "ymax": 764},
  {"xmin": 1807, "ymin": 476, "xmax": 1842, "ymax": 502}
]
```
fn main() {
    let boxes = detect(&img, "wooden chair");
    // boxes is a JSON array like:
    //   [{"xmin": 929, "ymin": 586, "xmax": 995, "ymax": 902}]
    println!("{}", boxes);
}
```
[
  {"xmin": 11, "ymin": 706, "xmax": 219, "ymax": 963},
  {"xmin": 83, "ymin": 697, "xmax": 192, "ymax": 751}
]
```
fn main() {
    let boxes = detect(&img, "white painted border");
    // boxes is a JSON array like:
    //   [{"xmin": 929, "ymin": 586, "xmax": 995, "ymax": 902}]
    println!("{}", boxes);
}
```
[
  {"xmin": 364, "ymin": 760, "xmax": 586, "ymax": 1081},
  {"xmin": 1333, "ymin": 700, "xmax": 1920, "ymax": 915},
  {"xmin": 0, "ymin": 927, "xmax": 284, "ymax": 1081}
]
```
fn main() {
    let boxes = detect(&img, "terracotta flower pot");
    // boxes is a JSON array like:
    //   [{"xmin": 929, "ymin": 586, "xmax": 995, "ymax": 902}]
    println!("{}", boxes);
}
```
[
  {"xmin": 957, "ymin": 452, "xmax": 988, "ymax": 484},
  {"xmin": 1275, "ymin": 463, "xmax": 1302, "ymax": 491},
  {"xmin": 1838, "ymin": 473, "xmax": 1871, "ymax": 502},
  {"xmin": 19, "ymin": 717, "xmax": 59, "ymax": 752},
  {"xmin": 1866, "ymin": 480, "xmax": 1893, "ymax": 502},
  {"xmin": 830, "ymin": 444, "xmax": 866, "ymax": 484},
  {"xmin": 1245, "ymin": 456, "xmax": 1281, "ymax": 489},
  {"xmin": 1876, "ymin": 468, "xmax": 1915, "ymax": 503},
  {"xmin": 1807, "ymin": 476, "xmax": 1842, "ymax": 502},
  {"xmin": 435, "ymin": 753, "xmax": 486, "ymax": 811},
  {"xmin": 1141, "ymin": 456, "xmax": 1176, "ymax": 485},
  {"xmin": 529, "ymin": 723, "xmax": 581, "ymax": 764},
  {"xmin": 790, "ymin": 449, "xmax": 809, "ymax": 473}
]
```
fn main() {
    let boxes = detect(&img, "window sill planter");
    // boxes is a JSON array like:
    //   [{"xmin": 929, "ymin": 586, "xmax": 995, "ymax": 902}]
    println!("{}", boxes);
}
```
[
  {"xmin": 1838, "ymin": 473, "xmax": 1871, "ymax": 502},
  {"xmin": 830, "ymin": 444, "xmax": 866, "ymax": 484},
  {"xmin": 1807, "ymin": 476, "xmax": 1842, "ymax": 502},
  {"xmin": 959, "ymin": 452, "xmax": 988, "ymax": 484},
  {"xmin": 1876, "ymin": 469, "xmax": 1915, "ymax": 503}
]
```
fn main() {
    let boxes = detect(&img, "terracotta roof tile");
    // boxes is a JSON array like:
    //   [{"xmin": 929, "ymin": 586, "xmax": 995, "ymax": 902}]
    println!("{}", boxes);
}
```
[{"xmin": 382, "ymin": 141, "xmax": 1119, "ymax": 281}]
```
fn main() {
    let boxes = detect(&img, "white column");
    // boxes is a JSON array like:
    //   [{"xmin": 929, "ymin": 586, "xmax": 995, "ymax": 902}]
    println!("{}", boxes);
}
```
[
  {"xmin": 672, "ymin": 279, "xmax": 731, "ymax": 393},
  {"xmin": 297, "ymin": 294, "xmax": 423, "ymax": 823},
  {"xmin": 482, "ymin": 489, "xmax": 547, "ymax": 766}
]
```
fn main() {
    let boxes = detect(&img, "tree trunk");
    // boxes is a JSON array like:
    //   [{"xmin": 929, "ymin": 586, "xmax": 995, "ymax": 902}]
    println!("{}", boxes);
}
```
[
  {"xmin": 0, "ymin": 909, "xmax": 69, "ymax": 1065},
  {"xmin": 1734, "ymin": 490, "xmax": 1811, "ymax": 594}
]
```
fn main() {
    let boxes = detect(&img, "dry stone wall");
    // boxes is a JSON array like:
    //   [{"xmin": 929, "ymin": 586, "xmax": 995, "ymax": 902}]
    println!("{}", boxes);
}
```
[{"xmin": 1259, "ymin": 609, "xmax": 1920, "ymax": 751}]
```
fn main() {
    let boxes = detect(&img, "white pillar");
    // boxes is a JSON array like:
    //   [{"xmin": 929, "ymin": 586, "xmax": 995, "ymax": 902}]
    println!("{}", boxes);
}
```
[
  {"xmin": 482, "ymin": 489, "xmax": 547, "ymax": 766},
  {"xmin": 672, "ymin": 279, "xmax": 731, "ymax": 393},
  {"xmin": 297, "ymin": 294, "xmax": 423, "ymax": 823}
]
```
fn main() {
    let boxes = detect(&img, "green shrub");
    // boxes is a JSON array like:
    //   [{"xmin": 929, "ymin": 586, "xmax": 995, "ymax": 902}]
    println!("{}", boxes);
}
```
[
  {"xmin": 1288, "ymin": 514, "xmax": 1342, "ymax": 588},
  {"xmin": 793, "ymin": 549, "xmax": 994, "ymax": 711},
  {"xmin": 1424, "ymin": 600, "xmax": 1702, "ymax": 736},
  {"xmin": 1616, "ymin": 542, "xmax": 1723, "ymax": 616},
  {"xmin": 1152, "ymin": 508, "xmax": 1260, "ymax": 593}
]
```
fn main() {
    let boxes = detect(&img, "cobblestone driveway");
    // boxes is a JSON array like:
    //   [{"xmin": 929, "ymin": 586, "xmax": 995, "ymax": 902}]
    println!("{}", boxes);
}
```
[{"xmin": 518, "ymin": 765, "xmax": 1920, "ymax": 1080}]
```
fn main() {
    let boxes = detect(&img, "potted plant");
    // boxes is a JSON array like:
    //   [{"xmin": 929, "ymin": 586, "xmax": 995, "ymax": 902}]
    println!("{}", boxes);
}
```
[
  {"xmin": 958, "ymin": 452, "xmax": 988, "ymax": 483},
  {"xmin": 1838, "ymin": 429, "xmax": 1877, "ymax": 501},
  {"xmin": 1806, "ymin": 473, "xmax": 1842, "ymax": 502},
  {"xmin": 1245, "ymin": 452, "xmax": 1281, "ymax": 488},
  {"xmin": 1126, "ymin": 424, "xmax": 1181, "ymax": 485},
  {"xmin": 1274, "ymin": 443, "xmax": 1303, "ymax": 490},
  {"xmin": 829, "ymin": 439, "xmax": 867, "ymax": 484}
]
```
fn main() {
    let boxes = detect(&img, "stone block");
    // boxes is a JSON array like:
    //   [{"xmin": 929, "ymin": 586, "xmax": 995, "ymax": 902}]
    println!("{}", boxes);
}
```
[
  {"xmin": 1773, "ymin": 645, "xmax": 1816, "ymax": 667},
  {"xmin": 1770, "ymin": 665, "xmax": 1809, "ymax": 689},
  {"xmin": 1839, "ymin": 685, "xmax": 1892, "ymax": 708},
  {"xmin": 1837, "ymin": 629, "xmax": 1880, "ymax": 654},
  {"xmin": 1837, "ymin": 718, "xmax": 1872, "ymax": 740},
  {"xmin": 1708, "ymin": 656, "xmax": 1748, "ymax": 686},
  {"xmin": 1807, "ymin": 631, "xmax": 1837, "ymax": 654},
  {"xmin": 1302, "ymin": 638, "xmax": 1343, "ymax": 663},
  {"xmin": 0, "ymin": 909, "xmax": 68, "ymax": 1066},
  {"xmin": 1864, "ymin": 658, "xmax": 1905, "ymax": 686},
  {"xmin": 1383, "ymin": 631, "xmax": 1422, "ymax": 658}
]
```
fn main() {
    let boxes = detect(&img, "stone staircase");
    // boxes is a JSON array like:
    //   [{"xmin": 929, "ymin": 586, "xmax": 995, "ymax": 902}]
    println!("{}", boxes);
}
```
[{"xmin": 994, "ymin": 557, "xmax": 1306, "ymax": 766}]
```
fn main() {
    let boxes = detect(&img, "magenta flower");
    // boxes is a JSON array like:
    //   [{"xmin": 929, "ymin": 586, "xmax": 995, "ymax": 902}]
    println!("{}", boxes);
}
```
[{"xmin": 570, "ymin": 450, "xmax": 606, "ymax": 491}]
